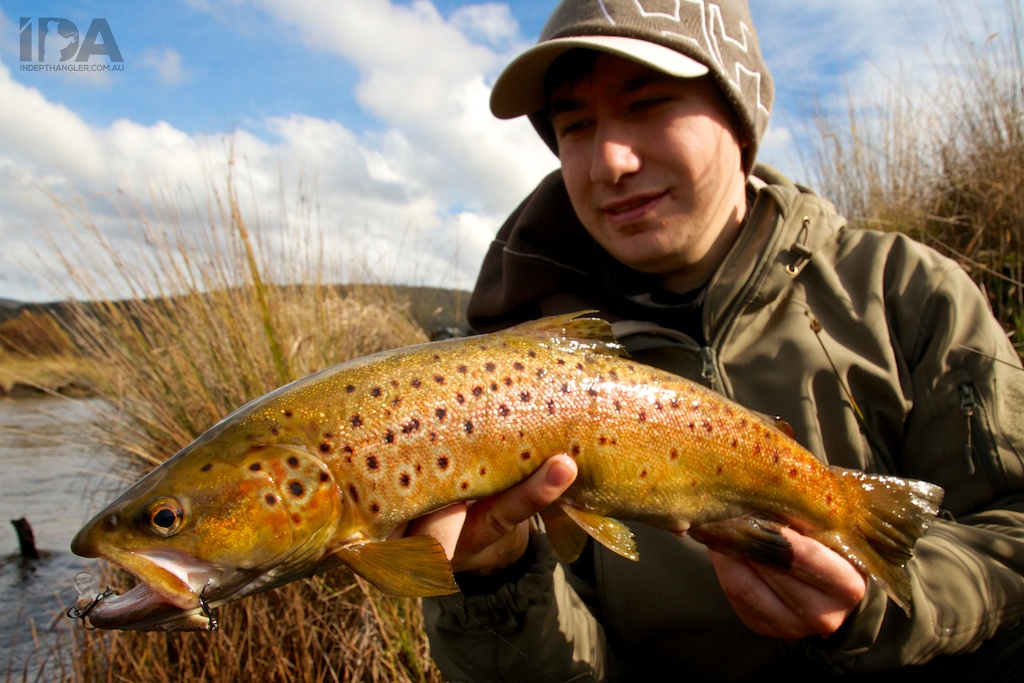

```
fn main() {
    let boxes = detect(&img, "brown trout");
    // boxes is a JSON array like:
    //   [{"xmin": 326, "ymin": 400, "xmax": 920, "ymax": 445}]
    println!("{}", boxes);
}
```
[{"xmin": 69, "ymin": 312, "xmax": 943, "ymax": 631}]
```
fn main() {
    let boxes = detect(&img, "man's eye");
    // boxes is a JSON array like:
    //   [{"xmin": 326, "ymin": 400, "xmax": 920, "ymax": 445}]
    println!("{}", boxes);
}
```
[
  {"xmin": 630, "ymin": 96, "xmax": 671, "ymax": 113},
  {"xmin": 556, "ymin": 118, "xmax": 593, "ymax": 139}
]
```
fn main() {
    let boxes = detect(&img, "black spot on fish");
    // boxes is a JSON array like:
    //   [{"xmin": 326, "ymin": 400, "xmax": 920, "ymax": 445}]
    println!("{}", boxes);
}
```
[
  {"xmin": 536, "ymin": 368, "xmax": 546, "ymax": 378},
  {"xmin": 403, "ymin": 418, "xmax": 421, "ymax": 434},
  {"xmin": 265, "ymin": 494, "xmax": 277, "ymax": 506},
  {"xmin": 513, "ymin": 361, "xmax": 525, "ymax": 371},
  {"xmin": 520, "ymin": 391, "xmax": 531, "ymax": 402},
  {"xmin": 350, "ymin": 414, "xmax": 363, "ymax": 428},
  {"xmin": 464, "ymin": 420, "xmax": 474, "ymax": 435},
  {"xmin": 546, "ymin": 400, "xmax": 556, "ymax": 415},
  {"xmin": 638, "ymin": 410, "xmax": 647, "ymax": 422},
  {"xmin": 490, "ymin": 382, "xmax": 499, "ymax": 391},
  {"xmin": 270, "ymin": 425, "xmax": 280, "ymax": 435},
  {"xmin": 371, "ymin": 386, "xmax": 382, "ymax": 397},
  {"xmin": 472, "ymin": 386, "xmax": 484, "ymax": 397},
  {"xmin": 571, "ymin": 443, "xmax": 581, "ymax": 457},
  {"xmin": 670, "ymin": 448, "xmax": 679, "ymax": 460},
  {"xmin": 485, "ymin": 362, "xmax": 496, "ymax": 372},
  {"xmin": 504, "ymin": 377, "xmax": 513, "ymax": 386},
  {"xmin": 249, "ymin": 463, "xmax": 262, "ymax": 472},
  {"xmin": 366, "ymin": 455, "xmax": 379, "ymax": 470},
  {"xmin": 479, "ymin": 466, "xmax": 487, "ymax": 476},
  {"xmin": 385, "ymin": 429, "xmax": 395, "ymax": 444},
  {"xmin": 200, "ymin": 463, "xmax": 213, "ymax": 472},
  {"xmin": 345, "ymin": 384, "xmax": 356, "ymax": 393},
  {"xmin": 437, "ymin": 456, "xmax": 449, "ymax": 470},
  {"xmin": 614, "ymin": 400, "xmax": 622, "ymax": 412},
  {"xmin": 399, "ymin": 473, "xmax": 411, "ymax": 487},
  {"xmin": 392, "ymin": 396, "xmax": 402, "ymax": 407},
  {"xmin": 289, "ymin": 481, "xmax": 304, "ymax": 497},
  {"xmin": 435, "ymin": 407, "xmax": 447, "ymax": 421},
  {"xmin": 348, "ymin": 484, "xmax": 360, "ymax": 503},
  {"xmin": 460, "ymin": 481, "xmax": 470, "ymax": 491},
  {"xmin": 456, "ymin": 393, "xmax": 466, "ymax": 404},
  {"xmin": 528, "ymin": 351, "xmax": 537, "ymax": 358},
  {"xmin": 320, "ymin": 442, "xmax": 332, "ymax": 453},
  {"xmin": 434, "ymin": 374, "xmax": 445, "ymax": 384},
  {"xmin": 561, "ymin": 383, "xmax": 570, "ymax": 394},
  {"xmin": 320, "ymin": 471, "xmax": 329, "ymax": 483},
  {"xmin": 458, "ymin": 364, "xmax": 468, "ymax": 374},
  {"xmin": 287, "ymin": 456, "xmax": 300, "ymax": 468},
  {"xmin": 557, "ymin": 359, "xmax": 566, "ymax": 366},
  {"xmin": 498, "ymin": 404, "xmax": 511, "ymax": 417},
  {"xmin": 370, "ymin": 502, "xmax": 381, "ymax": 514},
  {"xmin": 640, "ymin": 470, "xmax": 647, "ymax": 479},
  {"xmin": 520, "ymin": 450, "xmax": 531, "ymax": 460},
  {"xmin": 411, "ymin": 378, "xmax": 422, "ymax": 389},
  {"xmin": 588, "ymin": 388, "xmax": 598, "ymax": 397}
]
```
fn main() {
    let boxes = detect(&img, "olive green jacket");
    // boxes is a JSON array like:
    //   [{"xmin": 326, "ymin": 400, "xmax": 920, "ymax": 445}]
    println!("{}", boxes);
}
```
[{"xmin": 423, "ymin": 165, "xmax": 1024, "ymax": 681}]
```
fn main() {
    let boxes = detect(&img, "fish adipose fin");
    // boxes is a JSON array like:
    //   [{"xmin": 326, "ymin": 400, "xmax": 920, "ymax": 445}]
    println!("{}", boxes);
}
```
[
  {"xmin": 688, "ymin": 514, "xmax": 795, "ymax": 569},
  {"xmin": 553, "ymin": 501, "xmax": 638, "ymax": 562},
  {"xmin": 334, "ymin": 536, "xmax": 459, "ymax": 597}
]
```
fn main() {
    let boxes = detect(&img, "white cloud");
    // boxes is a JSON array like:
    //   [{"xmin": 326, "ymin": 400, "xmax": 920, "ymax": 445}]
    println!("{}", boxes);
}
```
[{"xmin": 141, "ymin": 48, "xmax": 187, "ymax": 85}]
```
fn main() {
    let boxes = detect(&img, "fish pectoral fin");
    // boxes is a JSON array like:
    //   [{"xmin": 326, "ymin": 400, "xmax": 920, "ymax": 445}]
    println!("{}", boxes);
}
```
[
  {"xmin": 540, "ymin": 504, "xmax": 589, "ymax": 563},
  {"xmin": 688, "ymin": 514, "xmax": 794, "ymax": 569},
  {"xmin": 333, "ymin": 536, "xmax": 459, "ymax": 598},
  {"xmin": 556, "ymin": 501, "xmax": 638, "ymax": 562}
]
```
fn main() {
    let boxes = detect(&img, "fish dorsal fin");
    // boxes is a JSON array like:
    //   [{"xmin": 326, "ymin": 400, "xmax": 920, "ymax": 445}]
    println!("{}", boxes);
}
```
[
  {"xmin": 504, "ymin": 311, "xmax": 625, "ymax": 358},
  {"xmin": 556, "ymin": 501, "xmax": 638, "ymax": 562},
  {"xmin": 333, "ymin": 536, "xmax": 459, "ymax": 597}
]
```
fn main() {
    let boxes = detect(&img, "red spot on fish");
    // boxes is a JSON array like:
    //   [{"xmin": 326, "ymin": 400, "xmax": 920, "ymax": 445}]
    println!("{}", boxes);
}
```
[
  {"xmin": 520, "ymin": 451, "xmax": 531, "ymax": 460},
  {"xmin": 703, "ymin": 420, "xmax": 713, "ymax": 432},
  {"xmin": 598, "ymin": 435, "xmax": 608, "ymax": 445},
  {"xmin": 730, "ymin": 438, "xmax": 738, "ymax": 448},
  {"xmin": 716, "ymin": 465, "xmax": 724, "ymax": 475},
  {"xmin": 638, "ymin": 410, "xmax": 647, "ymax": 422},
  {"xmin": 292, "ymin": 513, "xmax": 302, "ymax": 525},
  {"xmin": 789, "ymin": 467, "xmax": 799, "ymax": 478},
  {"xmin": 588, "ymin": 388, "xmax": 598, "ymax": 397},
  {"xmin": 640, "ymin": 470, "xmax": 647, "ymax": 479},
  {"xmin": 546, "ymin": 400, "xmax": 556, "ymax": 415},
  {"xmin": 670, "ymin": 448, "xmax": 679, "ymax": 460},
  {"xmin": 614, "ymin": 400, "xmax": 622, "ymax": 412}
]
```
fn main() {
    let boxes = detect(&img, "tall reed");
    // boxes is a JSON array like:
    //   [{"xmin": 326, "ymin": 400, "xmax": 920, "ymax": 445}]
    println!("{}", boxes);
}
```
[
  {"xmin": 42, "ymin": 160, "xmax": 444, "ymax": 682},
  {"xmin": 807, "ymin": 1, "xmax": 1024, "ymax": 343}
]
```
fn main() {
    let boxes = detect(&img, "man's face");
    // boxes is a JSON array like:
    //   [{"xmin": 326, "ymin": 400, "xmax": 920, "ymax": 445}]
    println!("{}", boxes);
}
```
[{"xmin": 549, "ymin": 54, "xmax": 748, "ymax": 293}]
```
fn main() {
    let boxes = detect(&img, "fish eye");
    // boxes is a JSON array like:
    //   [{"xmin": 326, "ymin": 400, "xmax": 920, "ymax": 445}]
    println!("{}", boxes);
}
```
[{"xmin": 145, "ymin": 498, "xmax": 184, "ymax": 537}]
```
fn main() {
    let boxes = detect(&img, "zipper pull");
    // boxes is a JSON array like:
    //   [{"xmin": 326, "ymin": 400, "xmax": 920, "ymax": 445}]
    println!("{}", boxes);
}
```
[
  {"xmin": 959, "ymin": 384, "xmax": 977, "ymax": 475},
  {"xmin": 699, "ymin": 346, "xmax": 718, "ymax": 389}
]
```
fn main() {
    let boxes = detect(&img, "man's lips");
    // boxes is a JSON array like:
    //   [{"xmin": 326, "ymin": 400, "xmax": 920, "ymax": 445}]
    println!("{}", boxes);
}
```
[{"xmin": 600, "ymin": 191, "xmax": 668, "ymax": 224}]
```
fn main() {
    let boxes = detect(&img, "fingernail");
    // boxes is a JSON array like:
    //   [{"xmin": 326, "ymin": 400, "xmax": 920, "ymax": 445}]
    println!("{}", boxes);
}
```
[{"xmin": 546, "ymin": 457, "xmax": 575, "ymax": 487}]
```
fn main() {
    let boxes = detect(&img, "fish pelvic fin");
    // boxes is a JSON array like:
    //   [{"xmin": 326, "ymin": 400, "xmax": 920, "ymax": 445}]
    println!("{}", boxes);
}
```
[
  {"xmin": 505, "ymin": 311, "xmax": 626, "ymax": 358},
  {"xmin": 554, "ymin": 501, "xmax": 638, "ymax": 562},
  {"xmin": 333, "ymin": 536, "xmax": 459, "ymax": 597},
  {"xmin": 824, "ymin": 468, "xmax": 944, "ymax": 615}
]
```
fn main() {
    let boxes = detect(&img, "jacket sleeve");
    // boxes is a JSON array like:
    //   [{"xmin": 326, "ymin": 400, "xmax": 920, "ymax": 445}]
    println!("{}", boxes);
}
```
[
  {"xmin": 804, "ymin": 240, "xmax": 1024, "ymax": 671},
  {"xmin": 422, "ymin": 533, "xmax": 608, "ymax": 682}
]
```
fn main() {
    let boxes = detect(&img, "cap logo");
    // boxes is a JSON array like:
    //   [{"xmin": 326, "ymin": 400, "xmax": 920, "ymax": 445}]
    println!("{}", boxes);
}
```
[{"xmin": 596, "ymin": 0, "xmax": 769, "ymax": 117}]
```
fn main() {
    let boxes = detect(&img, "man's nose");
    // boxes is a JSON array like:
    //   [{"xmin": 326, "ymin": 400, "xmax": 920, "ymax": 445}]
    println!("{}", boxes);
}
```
[{"xmin": 590, "ymin": 125, "xmax": 641, "ymax": 185}]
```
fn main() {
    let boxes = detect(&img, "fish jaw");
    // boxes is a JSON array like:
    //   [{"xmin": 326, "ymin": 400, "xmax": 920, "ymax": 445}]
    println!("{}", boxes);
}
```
[{"xmin": 72, "ymin": 546, "xmax": 223, "ymax": 630}]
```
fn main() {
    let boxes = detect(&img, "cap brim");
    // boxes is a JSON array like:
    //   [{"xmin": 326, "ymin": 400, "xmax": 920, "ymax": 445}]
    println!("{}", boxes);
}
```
[{"xmin": 490, "ymin": 35, "xmax": 709, "ymax": 119}]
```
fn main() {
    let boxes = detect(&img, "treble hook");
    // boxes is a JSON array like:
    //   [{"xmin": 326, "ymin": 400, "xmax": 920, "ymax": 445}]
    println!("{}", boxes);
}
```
[
  {"xmin": 66, "ymin": 586, "xmax": 115, "ymax": 629},
  {"xmin": 199, "ymin": 582, "xmax": 219, "ymax": 631}
]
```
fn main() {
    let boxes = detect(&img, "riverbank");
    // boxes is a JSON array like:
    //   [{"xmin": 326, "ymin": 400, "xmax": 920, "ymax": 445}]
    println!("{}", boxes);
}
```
[{"xmin": 0, "ymin": 351, "xmax": 95, "ymax": 398}]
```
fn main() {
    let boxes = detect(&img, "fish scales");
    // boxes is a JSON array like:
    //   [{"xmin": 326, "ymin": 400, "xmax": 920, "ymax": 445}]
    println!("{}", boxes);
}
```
[{"xmin": 68, "ymin": 312, "xmax": 944, "ymax": 631}]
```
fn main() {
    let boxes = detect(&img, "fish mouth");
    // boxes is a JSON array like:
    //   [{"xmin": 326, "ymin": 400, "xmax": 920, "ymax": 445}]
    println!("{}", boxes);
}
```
[{"xmin": 70, "ymin": 549, "xmax": 223, "ymax": 631}]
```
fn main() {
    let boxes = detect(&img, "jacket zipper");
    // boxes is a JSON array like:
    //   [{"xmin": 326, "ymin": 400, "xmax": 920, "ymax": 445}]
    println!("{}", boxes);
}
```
[
  {"xmin": 959, "ymin": 383, "xmax": 978, "ymax": 476},
  {"xmin": 699, "ymin": 346, "xmax": 718, "ymax": 390}
]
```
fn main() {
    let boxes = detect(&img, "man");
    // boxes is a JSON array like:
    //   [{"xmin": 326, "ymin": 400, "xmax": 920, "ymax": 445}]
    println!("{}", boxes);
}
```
[{"xmin": 406, "ymin": 1, "xmax": 1024, "ymax": 680}]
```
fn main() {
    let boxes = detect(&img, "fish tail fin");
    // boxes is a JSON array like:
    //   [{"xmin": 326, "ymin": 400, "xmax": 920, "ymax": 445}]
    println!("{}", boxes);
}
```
[{"xmin": 825, "ymin": 467, "xmax": 944, "ymax": 614}]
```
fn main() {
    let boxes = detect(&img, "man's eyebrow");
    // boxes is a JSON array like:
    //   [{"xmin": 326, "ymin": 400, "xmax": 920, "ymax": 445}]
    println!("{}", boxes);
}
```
[{"xmin": 547, "ymin": 71, "xmax": 680, "ymax": 117}]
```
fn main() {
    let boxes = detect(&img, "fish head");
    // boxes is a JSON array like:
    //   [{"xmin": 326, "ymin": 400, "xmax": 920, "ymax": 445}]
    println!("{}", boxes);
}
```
[{"xmin": 70, "ymin": 442, "xmax": 342, "ymax": 630}]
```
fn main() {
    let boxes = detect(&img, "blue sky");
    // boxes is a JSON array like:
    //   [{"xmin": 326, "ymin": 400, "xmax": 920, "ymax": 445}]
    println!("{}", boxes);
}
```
[{"xmin": 0, "ymin": 1, "xmax": 1010, "ymax": 302}]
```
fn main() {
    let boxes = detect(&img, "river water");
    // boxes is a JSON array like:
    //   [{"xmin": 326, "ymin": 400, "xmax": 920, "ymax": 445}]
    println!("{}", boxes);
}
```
[{"xmin": 0, "ymin": 398, "xmax": 121, "ymax": 682}]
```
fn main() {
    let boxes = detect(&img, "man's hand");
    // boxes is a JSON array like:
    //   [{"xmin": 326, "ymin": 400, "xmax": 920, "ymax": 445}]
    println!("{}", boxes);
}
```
[
  {"xmin": 707, "ymin": 526, "xmax": 867, "ymax": 639},
  {"xmin": 396, "ymin": 454, "xmax": 578, "ymax": 574}
]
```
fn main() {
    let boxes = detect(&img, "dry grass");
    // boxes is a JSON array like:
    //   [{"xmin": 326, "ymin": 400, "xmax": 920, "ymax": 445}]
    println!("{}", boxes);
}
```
[
  {"xmin": 808, "ymin": 0, "xmax": 1024, "ymax": 342},
  {"xmin": 14, "ymin": 160, "xmax": 444, "ymax": 682}
]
